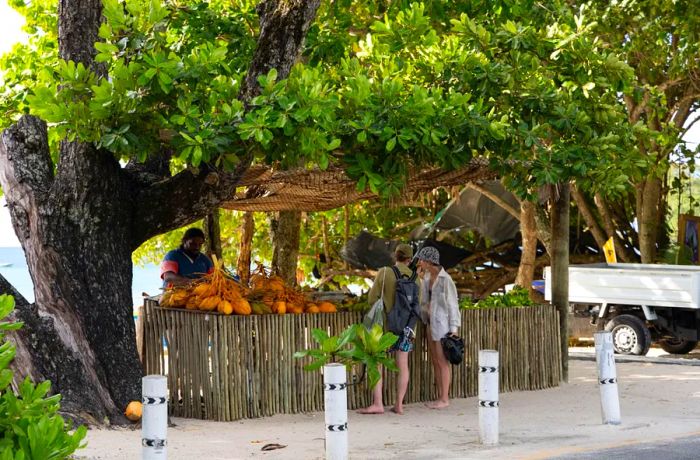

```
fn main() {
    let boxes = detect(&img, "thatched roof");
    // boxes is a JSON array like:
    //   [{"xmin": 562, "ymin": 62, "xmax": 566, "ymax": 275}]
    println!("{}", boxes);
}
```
[{"xmin": 221, "ymin": 158, "xmax": 495, "ymax": 212}]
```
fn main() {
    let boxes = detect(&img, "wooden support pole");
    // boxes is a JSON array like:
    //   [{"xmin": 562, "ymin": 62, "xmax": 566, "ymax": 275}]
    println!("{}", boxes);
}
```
[
  {"xmin": 550, "ymin": 182, "xmax": 570, "ymax": 382},
  {"xmin": 237, "ymin": 212, "xmax": 255, "ymax": 284},
  {"xmin": 204, "ymin": 210, "xmax": 223, "ymax": 261}
]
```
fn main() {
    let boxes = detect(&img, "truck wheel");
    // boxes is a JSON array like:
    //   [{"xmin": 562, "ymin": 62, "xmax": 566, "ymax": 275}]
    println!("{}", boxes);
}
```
[
  {"xmin": 604, "ymin": 315, "xmax": 651, "ymax": 356},
  {"xmin": 658, "ymin": 339, "xmax": 698, "ymax": 355}
]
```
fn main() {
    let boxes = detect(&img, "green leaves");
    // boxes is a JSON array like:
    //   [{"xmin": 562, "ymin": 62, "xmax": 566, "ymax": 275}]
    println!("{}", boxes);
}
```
[
  {"xmin": 460, "ymin": 286, "xmax": 538, "ymax": 309},
  {"xmin": 293, "ymin": 326, "xmax": 356, "ymax": 372},
  {"xmin": 294, "ymin": 324, "xmax": 397, "ymax": 389},
  {"xmin": 0, "ymin": 295, "xmax": 87, "ymax": 457},
  {"xmin": 0, "ymin": 0, "xmax": 649, "ymax": 201}
]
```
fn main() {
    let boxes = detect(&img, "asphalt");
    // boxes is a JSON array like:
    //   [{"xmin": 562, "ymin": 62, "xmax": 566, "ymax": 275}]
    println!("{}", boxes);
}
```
[
  {"xmin": 569, "ymin": 348, "xmax": 700, "ymax": 366},
  {"xmin": 549, "ymin": 434, "xmax": 700, "ymax": 460}
]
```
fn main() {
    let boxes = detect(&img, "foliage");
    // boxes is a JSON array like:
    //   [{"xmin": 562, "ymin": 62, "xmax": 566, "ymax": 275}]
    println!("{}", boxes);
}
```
[
  {"xmin": 459, "ymin": 286, "xmax": 537, "ymax": 309},
  {"xmin": 570, "ymin": 0, "xmax": 700, "ymax": 260},
  {"xmin": 133, "ymin": 201, "xmax": 434, "ymax": 293},
  {"xmin": 1, "ymin": 0, "xmax": 639, "ymax": 201},
  {"xmin": 0, "ymin": 295, "xmax": 87, "ymax": 458},
  {"xmin": 293, "ymin": 324, "xmax": 398, "ymax": 389},
  {"xmin": 7, "ymin": 0, "xmax": 693, "ymax": 271},
  {"xmin": 668, "ymin": 163, "xmax": 700, "ymax": 239}
]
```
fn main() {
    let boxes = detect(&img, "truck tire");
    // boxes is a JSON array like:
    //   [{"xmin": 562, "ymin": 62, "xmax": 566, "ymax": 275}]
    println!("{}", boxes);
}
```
[
  {"xmin": 604, "ymin": 314, "xmax": 651, "ymax": 356},
  {"xmin": 658, "ymin": 338, "xmax": 698, "ymax": 355}
]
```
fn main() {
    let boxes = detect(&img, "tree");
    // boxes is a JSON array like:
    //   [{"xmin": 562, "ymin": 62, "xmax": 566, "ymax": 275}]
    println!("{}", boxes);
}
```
[
  {"xmin": 0, "ymin": 0, "xmax": 322, "ymax": 422},
  {"xmin": 0, "ymin": 0, "xmax": 638, "ymax": 419},
  {"xmin": 575, "ymin": 0, "xmax": 700, "ymax": 263}
]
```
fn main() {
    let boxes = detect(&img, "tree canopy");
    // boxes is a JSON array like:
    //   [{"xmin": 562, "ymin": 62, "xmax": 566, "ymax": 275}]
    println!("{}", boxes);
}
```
[
  {"xmin": 3, "ymin": 0, "xmax": 697, "ymax": 420},
  {"xmin": 1, "ymin": 0, "xmax": 638, "ymax": 200}
]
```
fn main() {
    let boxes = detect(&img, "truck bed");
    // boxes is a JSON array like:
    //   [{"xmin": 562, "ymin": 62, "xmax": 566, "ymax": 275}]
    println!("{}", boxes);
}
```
[{"xmin": 544, "ymin": 263, "xmax": 700, "ymax": 309}]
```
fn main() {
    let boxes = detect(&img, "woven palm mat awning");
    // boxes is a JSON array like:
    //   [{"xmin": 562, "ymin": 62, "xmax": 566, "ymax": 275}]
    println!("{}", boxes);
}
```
[{"xmin": 221, "ymin": 158, "xmax": 496, "ymax": 212}]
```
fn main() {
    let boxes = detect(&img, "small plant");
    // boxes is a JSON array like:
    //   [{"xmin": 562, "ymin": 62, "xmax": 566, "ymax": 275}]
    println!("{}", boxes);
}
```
[
  {"xmin": 460, "ymin": 286, "xmax": 538, "ymax": 309},
  {"xmin": 0, "ymin": 294, "xmax": 87, "ymax": 458},
  {"xmin": 294, "ymin": 324, "xmax": 398, "ymax": 389}
]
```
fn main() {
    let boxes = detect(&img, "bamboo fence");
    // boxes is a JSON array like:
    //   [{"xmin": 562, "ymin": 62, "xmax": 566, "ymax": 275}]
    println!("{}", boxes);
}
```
[{"xmin": 141, "ymin": 300, "xmax": 561, "ymax": 421}]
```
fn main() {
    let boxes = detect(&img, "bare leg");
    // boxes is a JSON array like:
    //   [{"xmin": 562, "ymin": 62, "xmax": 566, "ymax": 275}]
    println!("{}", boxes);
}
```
[
  {"xmin": 426, "ymin": 339, "xmax": 442, "ymax": 405},
  {"xmin": 358, "ymin": 365, "xmax": 384, "ymax": 414},
  {"xmin": 392, "ymin": 351, "xmax": 409, "ymax": 414},
  {"xmin": 427, "ymin": 341, "xmax": 450, "ymax": 409}
]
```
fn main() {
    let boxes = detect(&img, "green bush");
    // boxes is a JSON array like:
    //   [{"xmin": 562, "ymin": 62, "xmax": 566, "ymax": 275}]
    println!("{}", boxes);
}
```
[
  {"xmin": 460, "ymin": 286, "xmax": 538, "ymax": 309},
  {"xmin": 0, "ymin": 294, "xmax": 87, "ymax": 459}
]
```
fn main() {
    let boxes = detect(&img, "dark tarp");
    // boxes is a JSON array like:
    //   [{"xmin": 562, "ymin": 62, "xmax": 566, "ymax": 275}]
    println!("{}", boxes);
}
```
[
  {"xmin": 341, "ymin": 231, "xmax": 470, "ymax": 270},
  {"xmin": 411, "ymin": 181, "xmax": 520, "ymax": 245}
]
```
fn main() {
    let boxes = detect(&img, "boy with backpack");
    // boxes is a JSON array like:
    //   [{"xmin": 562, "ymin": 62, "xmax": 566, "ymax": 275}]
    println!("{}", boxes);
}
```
[{"xmin": 358, "ymin": 243, "xmax": 420, "ymax": 415}]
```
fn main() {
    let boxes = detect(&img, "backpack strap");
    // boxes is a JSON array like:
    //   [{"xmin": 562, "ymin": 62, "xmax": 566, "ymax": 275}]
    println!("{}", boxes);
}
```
[{"xmin": 391, "ymin": 265, "xmax": 417, "ymax": 281}]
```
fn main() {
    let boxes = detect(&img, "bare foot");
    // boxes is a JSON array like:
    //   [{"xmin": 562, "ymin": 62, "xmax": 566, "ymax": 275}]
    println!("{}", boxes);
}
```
[
  {"xmin": 357, "ymin": 406, "xmax": 384, "ymax": 414},
  {"xmin": 426, "ymin": 401, "xmax": 449, "ymax": 410},
  {"xmin": 390, "ymin": 406, "xmax": 404, "ymax": 415}
]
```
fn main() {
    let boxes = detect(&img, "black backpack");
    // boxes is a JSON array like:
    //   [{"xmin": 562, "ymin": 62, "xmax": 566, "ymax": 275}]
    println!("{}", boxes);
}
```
[{"xmin": 386, "ymin": 266, "xmax": 420, "ymax": 335}]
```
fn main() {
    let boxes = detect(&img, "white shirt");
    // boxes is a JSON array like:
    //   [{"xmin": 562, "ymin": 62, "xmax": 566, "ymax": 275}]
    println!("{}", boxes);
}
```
[{"xmin": 420, "ymin": 267, "xmax": 460, "ymax": 340}]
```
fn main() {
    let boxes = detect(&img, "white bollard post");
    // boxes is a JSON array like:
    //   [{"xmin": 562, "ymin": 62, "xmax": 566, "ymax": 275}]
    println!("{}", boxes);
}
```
[
  {"xmin": 594, "ymin": 331, "xmax": 621, "ymax": 425},
  {"xmin": 142, "ymin": 375, "xmax": 168, "ymax": 459},
  {"xmin": 324, "ymin": 363, "xmax": 348, "ymax": 460},
  {"xmin": 478, "ymin": 350, "xmax": 499, "ymax": 445}
]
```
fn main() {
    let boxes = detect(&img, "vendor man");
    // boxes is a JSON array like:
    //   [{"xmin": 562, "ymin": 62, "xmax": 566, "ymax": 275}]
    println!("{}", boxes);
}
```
[{"xmin": 160, "ymin": 228, "xmax": 214, "ymax": 287}]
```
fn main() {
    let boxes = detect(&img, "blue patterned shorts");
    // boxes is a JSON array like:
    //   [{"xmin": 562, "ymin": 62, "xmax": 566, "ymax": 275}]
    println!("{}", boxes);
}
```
[{"xmin": 389, "ymin": 326, "xmax": 416, "ymax": 353}]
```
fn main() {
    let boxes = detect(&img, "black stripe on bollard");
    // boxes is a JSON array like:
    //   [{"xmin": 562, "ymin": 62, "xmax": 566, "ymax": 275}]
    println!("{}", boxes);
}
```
[
  {"xmin": 599, "ymin": 378, "xmax": 617, "ymax": 385},
  {"xmin": 142, "ymin": 396, "xmax": 167, "ymax": 405},
  {"xmin": 478, "ymin": 400, "xmax": 499, "ymax": 408},
  {"xmin": 323, "ymin": 383, "xmax": 347, "ymax": 391},
  {"xmin": 142, "ymin": 438, "xmax": 167, "ymax": 448},
  {"xmin": 327, "ymin": 423, "xmax": 348, "ymax": 432},
  {"xmin": 479, "ymin": 366, "xmax": 498, "ymax": 373}
]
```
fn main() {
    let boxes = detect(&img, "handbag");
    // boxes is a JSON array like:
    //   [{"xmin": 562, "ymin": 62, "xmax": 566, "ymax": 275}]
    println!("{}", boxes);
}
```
[
  {"xmin": 441, "ymin": 334, "xmax": 464, "ymax": 365},
  {"xmin": 362, "ymin": 269, "xmax": 387, "ymax": 330},
  {"xmin": 362, "ymin": 298, "xmax": 384, "ymax": 330}
]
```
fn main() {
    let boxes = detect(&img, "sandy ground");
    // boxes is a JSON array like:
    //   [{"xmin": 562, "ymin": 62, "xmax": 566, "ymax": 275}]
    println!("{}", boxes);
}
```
[{"xmin": 77, "ymin": 357, "xmax": 700, "ymax": 460}]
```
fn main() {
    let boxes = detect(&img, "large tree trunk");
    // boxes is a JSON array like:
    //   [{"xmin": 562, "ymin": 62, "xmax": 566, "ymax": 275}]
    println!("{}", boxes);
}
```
[
  {"xmin": 515, "ymin": 200, "xmax": 537, "ymax": 294},
  {"xmin": 272, "ymin": 211, "xmax": 302, "ymax": 286},
  {"xmin": 550, "ymin": 183, "xmax": 570, "ymax": 382},
  {"xmin": 0, "ymin": 0, "xmax": 321, "ymax": 424},
  {"xmin": 636, "ymin": 176, "xmax": 663, "ymax": 263},
  {"xmin": 1, "ymin": 117, "xmax": 141, "ymax": 423}
]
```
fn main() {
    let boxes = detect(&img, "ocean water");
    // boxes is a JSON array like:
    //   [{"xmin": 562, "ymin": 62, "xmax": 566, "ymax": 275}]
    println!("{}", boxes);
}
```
[{"xmin": 0, "ymin": 247, "xmax": 161, "ymax": 307}]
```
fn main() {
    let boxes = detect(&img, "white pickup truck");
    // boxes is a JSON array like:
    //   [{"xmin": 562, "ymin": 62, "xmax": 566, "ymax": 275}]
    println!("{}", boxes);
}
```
[{"xmin": 544, "ymin": 263, "xmax": 700, "ymax": 356}]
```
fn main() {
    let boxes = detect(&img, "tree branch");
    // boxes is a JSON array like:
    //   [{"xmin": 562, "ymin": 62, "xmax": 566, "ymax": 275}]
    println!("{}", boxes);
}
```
[
  {"xmin": 58, "ymin": 0, "xmax": 104, "ymax": 75},
  {"xmin": 571, "ymin": 184, "xmax": 607, "ymax": 250},
  {"xmin": 534, "ymin": 205, "xmax": 552, "ymax": 255},
  {"xmin": 464, "ymin": 182, "xmax": 520, "ymax": 220},
  {"xmin": 624, "ymin": 91, "xmax": 651, "ymax": 124},
  {"xmin": 0, "ymin": 116, "xmax": 54, "ymax": 244},
  {"xmin": 240, "ymin": 0, "xmax": 322, "ymax": 101},
  {"xmin": 130, "ymin": 166, "xmax": 247, "ymax": 246},
  {"xmin": 594, "ymin": 193, "xmax": 636, "ymax": 262}
]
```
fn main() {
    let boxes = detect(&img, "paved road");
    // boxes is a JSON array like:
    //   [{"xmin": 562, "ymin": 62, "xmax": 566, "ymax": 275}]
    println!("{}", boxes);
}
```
[
  {"xmin": 569, "ymin": 347, "xmax": 700, "ymax": 366},
  {"xmin": 548, "ymin": 435, "xmax": 700, "ymax": 459}
]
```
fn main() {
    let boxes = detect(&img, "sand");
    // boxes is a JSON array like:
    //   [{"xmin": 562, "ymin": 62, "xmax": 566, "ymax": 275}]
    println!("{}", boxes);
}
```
[{"xmin": 77, "ymin": 357, "xmax": 700, "ymax": 459}]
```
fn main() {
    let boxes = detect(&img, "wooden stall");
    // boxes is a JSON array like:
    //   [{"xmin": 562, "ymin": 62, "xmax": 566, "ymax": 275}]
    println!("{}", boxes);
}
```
[{"xmin": 140, "ymin": 300, "xmax": 561, "ymax": 421}]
